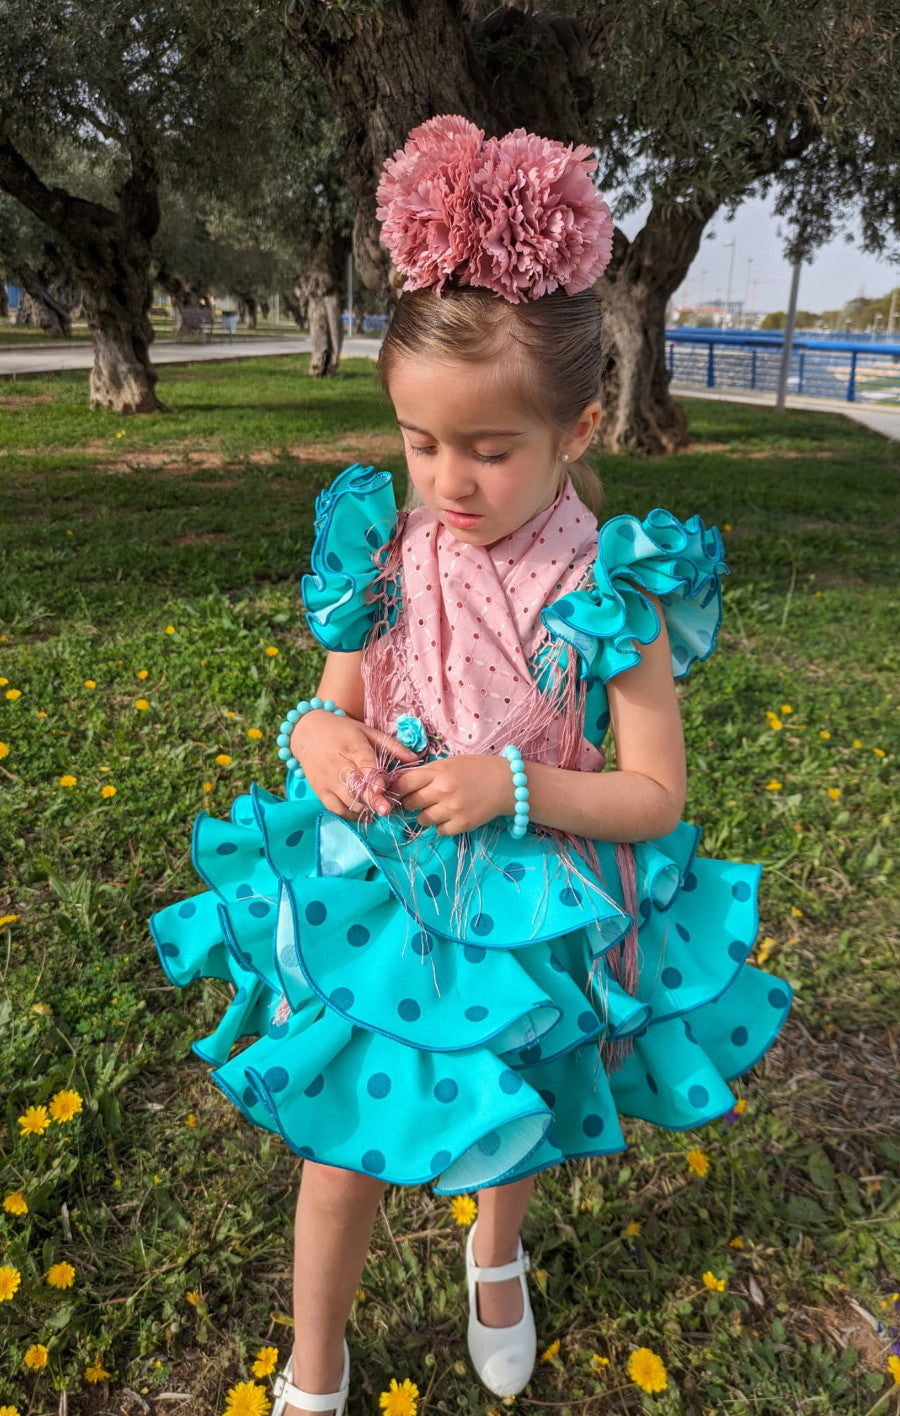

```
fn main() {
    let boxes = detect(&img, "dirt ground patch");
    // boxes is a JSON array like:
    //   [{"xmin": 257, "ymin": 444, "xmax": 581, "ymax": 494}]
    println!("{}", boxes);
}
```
[
  {"xmin": 287, "ymin": 432, "xmax": 404, "ymax": 465},
  {"xmin": 0, "ymin": 392, "xmax": 57, "ymax": 408}
]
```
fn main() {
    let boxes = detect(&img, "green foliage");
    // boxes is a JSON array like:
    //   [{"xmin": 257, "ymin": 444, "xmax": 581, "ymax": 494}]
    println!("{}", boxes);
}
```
[{"xmin": 0, "ymin": 366, "xmax": 898, "ymax": 1412}]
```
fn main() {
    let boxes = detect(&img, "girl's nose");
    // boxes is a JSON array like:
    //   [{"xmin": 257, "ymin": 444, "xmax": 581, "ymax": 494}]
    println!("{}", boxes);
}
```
[{"xmin": 433, "ymin": 452, "xmax": 477, "ymax": 501}]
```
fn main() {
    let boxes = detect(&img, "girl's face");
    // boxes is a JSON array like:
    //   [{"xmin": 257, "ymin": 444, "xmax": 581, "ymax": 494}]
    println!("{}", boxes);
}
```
[{"xmin": 389, "ymin": 355, "xmax": 583, "ymax": 547}]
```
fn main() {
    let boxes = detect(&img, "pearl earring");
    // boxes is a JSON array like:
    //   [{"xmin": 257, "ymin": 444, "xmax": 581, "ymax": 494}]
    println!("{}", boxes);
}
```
[{"xmin": 561, "ymin": 452, "xmax": 570, "ymax": 462}]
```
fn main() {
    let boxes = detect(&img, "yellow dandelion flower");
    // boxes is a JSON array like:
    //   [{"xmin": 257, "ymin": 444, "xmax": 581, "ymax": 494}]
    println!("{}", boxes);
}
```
[
  {"xmin": 355, "ymin": 1287, "xmax": 366, "ymax": 1302},
  {"xmin": 18, "ymin": 1105, "xmax": 51, "ymax": 1136},
  {"xmin": 32, "ymin": 1002, "xmax": 52, "ymax": 1016},
  {"xmin": 766, "ymin": 714, "xmax": 783, "ymax": 731},
  {"xmin": 790, "ymin": 906, "xmax": 803, "ymax": 918},
  {"xmin": 226, "ymin": 710, "xmax": 236, "ymax": 718},
  {"xmin": 592, "ymin": 1353, "xmax": 610, "ymax": 1371},
  {"xmin": 37, "ymin": 710, "xmax": 47, "ymax": 718},
  {"xmin": 702, "ymin": 1270, "xmax": 726, "ymax": 1291},
  {"xmin": 723, "ymin": 523, "xmax": 732, "ymax": 531},
  {"xmin": 765, "ymin": 779, "xmax": 783, "ymax": 792},
  {"xmin": 0, "ymin": 677, "xmax": 6, "ymax": 684},
  {"xmin": 137, "ymin": 669, "xmax": 149, "ymax": 680},
  {"xmin": 248, "ymin": 728, "xmax": 263, "ymax": 740},
  {"xmin": 729, "ymin": 1237, "xmax": 744, "ymax": 1249},
  {"xmin": 83, "ymin": 679, "xmax": 96, "ymax": 689},
  {"xmin": 0, "ymin": 1404, "xmax": 21, "ymax": 1416},
  {"xmin": 781, "ymin": 704, "xmax": 793, "ymax": 715},
  {"xmin": 5, "ymin": 688, "xmax": 21, "ymax": 700},
  {"xmin": 101, "ymin": 784, "xmax": 117, "ymax": 798},
  {"xmin": 626, "ymin": 1221, "xmax": 641, "ymax": 1237},
  {"xmin": 215, "ymin": 753, "xmax": 232, "ymax": 766},
  {"xmin": 59, "ymin": 774, "xmax": 77, "ymax": 788},
  {"xmin": 222, "ymin": 1381, "xmax": 270, "ymax": 1416},
  {"xmin": 251, "ymin": 1346, "xmax": 279, "ymax": 1378},
  {"xmin": 687, "ymin": 1149, "xmax": 710, "ymax": 1177},
  {"xmin": 185, "ymin": 1112, "xmax": 197, "ymax": 1128},
  {"xmin": 451, "ymin": 1194, "xmax": 477, "ymax": 1226},
  {"xmin": 820, "ymin": 729, "xmax": 832, "ymax": 740},
  {"xmin": 46, "ymin": 1262, "xmax": 76, "ymax": 1289},
  {"xmin": 186, "ymin": 1288, "xmax": 205, "ymax": 1309},
  {"xmin": 135, "ymin": 698, "xmax": 149, "ymax": 711},
  {"xmin": 24, "ymin": 1344, "xmax": 49, "ymax": 1369},
  {"xmin": 265, "ymin": 646, "xmax": 279, "ymax": 657},
  {"xmin": 85, "ymin": 1357, "xmax": 111, "ymax": 1383},
  {"xmin": 49, "ymin": 1089, "xmax": 83, "ymax": 1122},
  {"xmin": 881, "ymin": 1294, "xmax": 900, "ymax": 1309},
  {"xmin": 378, "ymin": 1377, "xmax": 419, "ymax": 1416},
  {"xmin": 0, "ymin": 1265, "xmax": 22, "ymax": 1301},
  {"xmin": 732, "ymin": 1097, "xmax": 747, "ymax": 1115},
  {"xmin": 202, "ymin": 780, "xmax": 213, "ymax": 791},
  {"xmin": 756, "ymin": 936, "xmax": 775, "ymax": 965},
  {"xmin": 889, "ymin": 1354, "xmax": 900, "ymax": 1385},
  {"xmin": 627, "ymin": 1347, "xmax": 667, "ymax": 1394},
  {"xmin": 0, "ymin": 741, "xmax": 9, "ymax": 759},
  {"xmin": 540, "ymin": 1339, "xmax": 561, "ymax": 1364},
  {"xmin": 0, "ymin": 913, "xmax": 21, "ymax": 927},
  {"xmin": 827, "ymin": 787, "xmax": 841, "ymax": 801},
  {"xmin": 3, "ymin": 1191, "xmax": 28, "ymax": 1216},
  {"xmin": 165, "ymin": 625, "xmax": 175, "ymax": 635},
  {"xmin": 874, "ymin": 747, "xmax": 886, "ymax": 757},
  {"xmin": 852, "ymin": 738, "xmax": 862, "ymax": 748}
]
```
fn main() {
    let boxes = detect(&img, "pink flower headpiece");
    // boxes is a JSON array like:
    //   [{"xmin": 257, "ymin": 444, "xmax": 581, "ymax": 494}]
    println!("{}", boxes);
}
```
[{"xmin": 376, "ymin": 114, "xmax": 614, "ymax": 305}]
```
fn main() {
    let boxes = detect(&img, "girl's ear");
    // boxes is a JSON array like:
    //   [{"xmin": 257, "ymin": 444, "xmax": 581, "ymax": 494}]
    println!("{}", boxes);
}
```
[{"xmin": 563, "ymin": 399, "xmax": 603, "ymax": 460}]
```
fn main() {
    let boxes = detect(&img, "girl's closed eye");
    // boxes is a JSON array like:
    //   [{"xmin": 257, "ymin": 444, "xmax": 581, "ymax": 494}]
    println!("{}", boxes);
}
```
[{"xmin": 473, "ymin": 451, "xmax": 509, "ymax": 464}]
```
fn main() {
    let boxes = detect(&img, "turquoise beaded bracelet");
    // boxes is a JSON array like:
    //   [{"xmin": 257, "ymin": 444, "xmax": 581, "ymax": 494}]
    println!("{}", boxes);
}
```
[
  {"xmin": 501, "ymin": 743, "xmax": 530, "ymax": 839},
  {"xmin": 278, "ymin": 697, "xmax": 345, "ymax": 778}
]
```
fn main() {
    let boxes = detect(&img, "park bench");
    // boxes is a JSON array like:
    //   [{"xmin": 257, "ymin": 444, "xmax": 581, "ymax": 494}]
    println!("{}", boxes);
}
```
[{"xmin": 177, "ymin": 307, "xmax": 214, "ymax": 343}]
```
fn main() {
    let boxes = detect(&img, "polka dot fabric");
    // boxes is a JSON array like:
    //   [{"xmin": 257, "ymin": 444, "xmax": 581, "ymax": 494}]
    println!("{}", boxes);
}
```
[{"xmin": 148, "ymin": 467, "xmax": 792, "ymax": 1194}]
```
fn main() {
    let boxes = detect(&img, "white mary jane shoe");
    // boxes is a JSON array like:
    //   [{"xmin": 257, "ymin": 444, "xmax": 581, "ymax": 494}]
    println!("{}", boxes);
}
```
[
  {"xmin": 271, "ymin": 1338, "xmax": 350, "ymax": 1416},
  {"xmin": 466, "ymin": 1218, "xmax": 537, "ymax": 1397}
]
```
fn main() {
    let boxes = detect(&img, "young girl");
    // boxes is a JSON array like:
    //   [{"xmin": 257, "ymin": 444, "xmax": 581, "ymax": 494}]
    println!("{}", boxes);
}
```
[{"xmin": 150, "ymin": 116, "xmax": 791, "ymax": 1416}]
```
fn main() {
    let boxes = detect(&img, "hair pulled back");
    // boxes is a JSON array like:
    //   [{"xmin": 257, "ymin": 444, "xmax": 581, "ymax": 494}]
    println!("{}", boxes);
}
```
[{"xmin": 378, "ymin": 286, "xmax": 603, "ymax": 446}]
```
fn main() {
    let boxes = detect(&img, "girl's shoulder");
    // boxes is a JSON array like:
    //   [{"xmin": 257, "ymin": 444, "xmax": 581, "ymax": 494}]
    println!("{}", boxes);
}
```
[
  {"xmin": 541, "ymin": 507, "xmax": 729, "ymax": 684},
  {"xmin": 301, "ymin": 463, "xmax": 400, "ymax": 652}
]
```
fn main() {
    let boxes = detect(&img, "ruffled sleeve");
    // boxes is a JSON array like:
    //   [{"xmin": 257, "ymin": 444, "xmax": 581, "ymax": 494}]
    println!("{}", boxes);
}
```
[
  {"xmin": 540, "ymin": 508, "xmax": 728, "ymax": 682},
  {"xmin": 301, "ymin": 463, "xmax": 399, "ymax": 652}
]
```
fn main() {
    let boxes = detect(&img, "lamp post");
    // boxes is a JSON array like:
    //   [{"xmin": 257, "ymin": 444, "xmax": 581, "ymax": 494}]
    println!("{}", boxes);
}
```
[
  {"xmin": 744, "ymin": 257, "xmax": 754, "ymax": 328},
  {"xmin": 724, "ymin": 240, "xmax": 736, "ymax": 327}
]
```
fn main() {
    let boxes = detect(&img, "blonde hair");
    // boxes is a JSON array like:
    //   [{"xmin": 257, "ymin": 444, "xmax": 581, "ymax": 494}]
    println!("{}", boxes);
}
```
[{"xmin": 378, "ymin": 287, "xmax": 603, "ymax": 509}]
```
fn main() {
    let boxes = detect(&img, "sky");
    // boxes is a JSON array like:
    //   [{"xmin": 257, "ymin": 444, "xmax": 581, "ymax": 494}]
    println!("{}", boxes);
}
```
[{"xmin": 615, "ymin": 191, "xmax": 899, "ymax": 317}]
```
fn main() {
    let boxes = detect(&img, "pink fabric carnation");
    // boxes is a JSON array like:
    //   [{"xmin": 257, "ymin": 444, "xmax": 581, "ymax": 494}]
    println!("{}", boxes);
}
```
[
  {"xmin": 376, "ymin": 115, "xmax": 484, "ymax": 294},
  {"xmin": 467, "ymin": 130, "xmax": 614, "ymax": 303},
  {"xmin": 376, "ymin": 115, "xmax": 614, "ymax": 303}
]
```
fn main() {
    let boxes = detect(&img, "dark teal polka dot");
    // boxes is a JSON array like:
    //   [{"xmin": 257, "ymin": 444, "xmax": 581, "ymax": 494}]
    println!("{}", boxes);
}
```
[
  {"xmin": 683, "ymin": 872, "xmax": 698, "ymax": 892},
  {"xmin": 520, "ymin": 1043, "xmax": 542, "ymax": 1064},
  {"xmin": 479, "ymin": 1131, "xmax": 501, "ymax": 1156},
  {"xmin": 503, "ymin": 862, "xmax": 526, "ymax": 883},
  {"xmin": 305, "ymin": 900, "xmax": 327, "ymax": 926},
  {"xmin": 673, "ymin": 643, "xmax": 689, "ymax": 666},
  {"xmin": 554, "ymin": 599, "xmax": 574, "ymax": 620},
  {"xmin": 728, "ymin": 940, "xmax": 746, "ymax": 962},
  {"xmin": 367, "ymin": 1072, "xmax": 391, "ymax": 1099},
  {"xmin": 560, "ymin": 887, "xmax": 582, "ymax": 908},
  {"xmin": 264, "ymin": 1066, "xmax": 289, "ymax": 1092},
  {"xmin": 688, "ymin": 1085, "xmax": 709, "ymax": 1108},
  {"xmin": 347, "ymin": 924, "xmax": 369, "ymax": 947},
  {"xmin": 326, "ymin": 551, "xmax": 343, "ymax": 571},
  {"xmin": 301, "ymin": 1072, "xmax": 325, "ymax": 1099},
  {"xmin": 330, "ymin": 987, "xmax": 354, "ymax": 1011},
  {"xmin": 242, "ymin": 1085, "xmax": 257, "ymax": 1107},
  {"xmin": 731, "ymin": 1026, "xmax": 749, "ymax": 1046},
  {"xmin": 546, "ymin": 1120, "xmax": 559, "ymax": 1148},
  {"xmin": 465, "ymin": 1005, "xmax": 488, "ymax": 1022},
  {"xmin": 595, "ymin": 712, "xmax": 610, "ymax": 733},
  {"xmin": 160, "ymin": 941, "xmax": 179, "ymax": 958},
  {"xmin": 639, "ymin": 898, "xmax": 652, "ymax": 922},
  {"xmin": 297, "ymin": 1145, "xmax": 314, "ymax": 1159},
  {"xmin": 268, "ymin": 1018, "xmax": 288, "ymax": 1038},
  {"xmin": 471, "ymin": 913, "xmax": 494, "ymax": 936},
  {"xmin": 676, "ymin": 923, "xmax": 691, "ymax": 941},
  {"xmin": 293, "ymin": 780, "xmax": 307, "ymax": 797},
  {"xmin": 768, "ymin": 987, "xmax": 789, "ymax": 1009},
  {"xmin": 732, "ymin": 880, "xmax": 751, "ymax": 902},
  {"xmin": 286, "ymin": 830, "xmax": 304, "ymax": 847},
  {"xmin": 463, "ymin": 944, "xmax": 486, "ymax": 963},
  {"xmin": 539, "ymin": 1089, "xmax": 556, "ymax": 1108},
  {"xmin": 412, "ymin": 931, "xmax": 433, "ymax": 956},
  {"xmin": 424, "ymin": 873, "xmax": 443, "ymax": 899},
  {"xmin": 616, "ymin": 521, "xmax": 635, "ymax": 539},
  {"xmin": 434, "ymin": 1078, "xmax": 459, "ymax": 1103},
  {"xmin": 661, "ymin": 967, "xmax": 683, "ymax": 988},
  {"xmin": 431, "ymin": 1149, "xmax": 452, "ymax": 1172},
  {"xmin": 249, "ymin": 900, "xmax": 271, "ymax": 918},
  {"xmin": 398, "ymin": 998, "xmax": 421, "ymax": 1022},
  {"xmin": 178, "ymin": 902, "xmax": 196, "ymax": 919},
  {"xmin": 499, "ymin": 1069, "xmax": 523, "ymax": 1094},
  {"xmin": 645, "ymin": 1073, "xmax": 659, "ymax": 1095},
  {"xmin": 578, "ymin": 1010, "xmax": 598, "ymax": 1032},
  {"xmin": 236, "ymin": 883, "xmax": 253, "ymax": 899},
  {"xmin": 216, "ymin": 842, "xmax": 238, "ymax": 856},
  {"xmin": 361, "ymin": 1149, "xmax": 385, "ymax": 1173},
  {"xmin": 582, "ymin": 1113, "xmax": 605, "ymax": 1137},
  {"xmin": 548, "ymin": 952, "xmax": 565, "ymax": 972},
  {"xmin": 364, "ymin": 525, "xmax": 383, "ymax": 549}
]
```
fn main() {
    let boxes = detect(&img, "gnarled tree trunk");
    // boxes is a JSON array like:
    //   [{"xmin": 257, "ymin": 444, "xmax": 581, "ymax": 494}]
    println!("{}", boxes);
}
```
[
  {"xmin": 14, "ymin": 262, "xmax": 75, "ymax": 337},
  {"xmin": 237, "ymin": 295, "xmax": 258, "ymax": 328}
]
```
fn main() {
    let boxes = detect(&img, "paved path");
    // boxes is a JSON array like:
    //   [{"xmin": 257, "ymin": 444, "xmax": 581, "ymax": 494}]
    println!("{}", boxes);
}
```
[{"xmin": 2, "ymin": 334, "xmax": 898, "ymax": 442}]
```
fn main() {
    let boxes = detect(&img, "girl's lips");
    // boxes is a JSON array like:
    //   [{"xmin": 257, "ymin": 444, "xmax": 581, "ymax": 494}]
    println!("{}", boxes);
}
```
[{"xmin": 442, "ymin": 510, "xmax": 483, "ymax": 528}]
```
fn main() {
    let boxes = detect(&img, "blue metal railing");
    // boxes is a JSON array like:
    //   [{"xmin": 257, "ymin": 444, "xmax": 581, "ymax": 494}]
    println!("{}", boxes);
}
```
[{"xmin": 665, "ymin": 329, "xmax": 900, "ymax": 403}]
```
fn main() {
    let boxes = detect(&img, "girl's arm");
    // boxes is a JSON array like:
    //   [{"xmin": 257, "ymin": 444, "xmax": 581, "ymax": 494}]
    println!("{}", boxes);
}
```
[{"xmin": 394, "ymin": 596, "xmax": 687, "ymax": 842}]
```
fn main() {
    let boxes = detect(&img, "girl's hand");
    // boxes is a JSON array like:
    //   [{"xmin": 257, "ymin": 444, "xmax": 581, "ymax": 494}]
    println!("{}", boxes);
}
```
[
  {"xmin": 393, "ymin": 754, "xmax": 514, "ymax": 836},
  {"xmin": 290, "ymin": 710, "xmax": 420, "ymax": 819}
]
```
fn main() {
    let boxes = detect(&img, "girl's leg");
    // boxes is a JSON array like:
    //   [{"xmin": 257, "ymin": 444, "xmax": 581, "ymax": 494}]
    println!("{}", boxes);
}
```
[
  {"xmin": 288, "ymin": 1160, "xmax": 387, "ymax": 1416},
  {"xmin": 473, "ymin": 1175, "xmax": 535, "ymax": 1327}
]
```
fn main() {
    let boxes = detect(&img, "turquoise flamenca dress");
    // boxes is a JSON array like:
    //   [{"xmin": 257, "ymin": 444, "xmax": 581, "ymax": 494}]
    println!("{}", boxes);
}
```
[{"xmin": 149, "ymin": 464, "xmax": 792, "ymax": 1195}]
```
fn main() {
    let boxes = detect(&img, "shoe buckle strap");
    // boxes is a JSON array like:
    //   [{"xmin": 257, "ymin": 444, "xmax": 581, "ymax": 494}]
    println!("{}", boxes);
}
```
[
  {"xmin": 272, "ymin": 1371, "xmax": 348, "ymax": 1410},
  {"xmin": 470, "ymin": 1249, "xmax": 531, "ymax": 1283}
]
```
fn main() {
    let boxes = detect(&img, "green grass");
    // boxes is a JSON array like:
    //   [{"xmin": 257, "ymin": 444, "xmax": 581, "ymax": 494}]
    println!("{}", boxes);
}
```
[{"xmin": 1, "ymin": 361, "xmax": 898, "ymax": 1415}]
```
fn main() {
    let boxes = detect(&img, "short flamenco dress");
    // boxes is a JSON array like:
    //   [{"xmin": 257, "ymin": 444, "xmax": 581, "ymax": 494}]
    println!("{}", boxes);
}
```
[{"xmin": 149, "ymin": 464, "xmax": 792, "ymax": 1195}]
